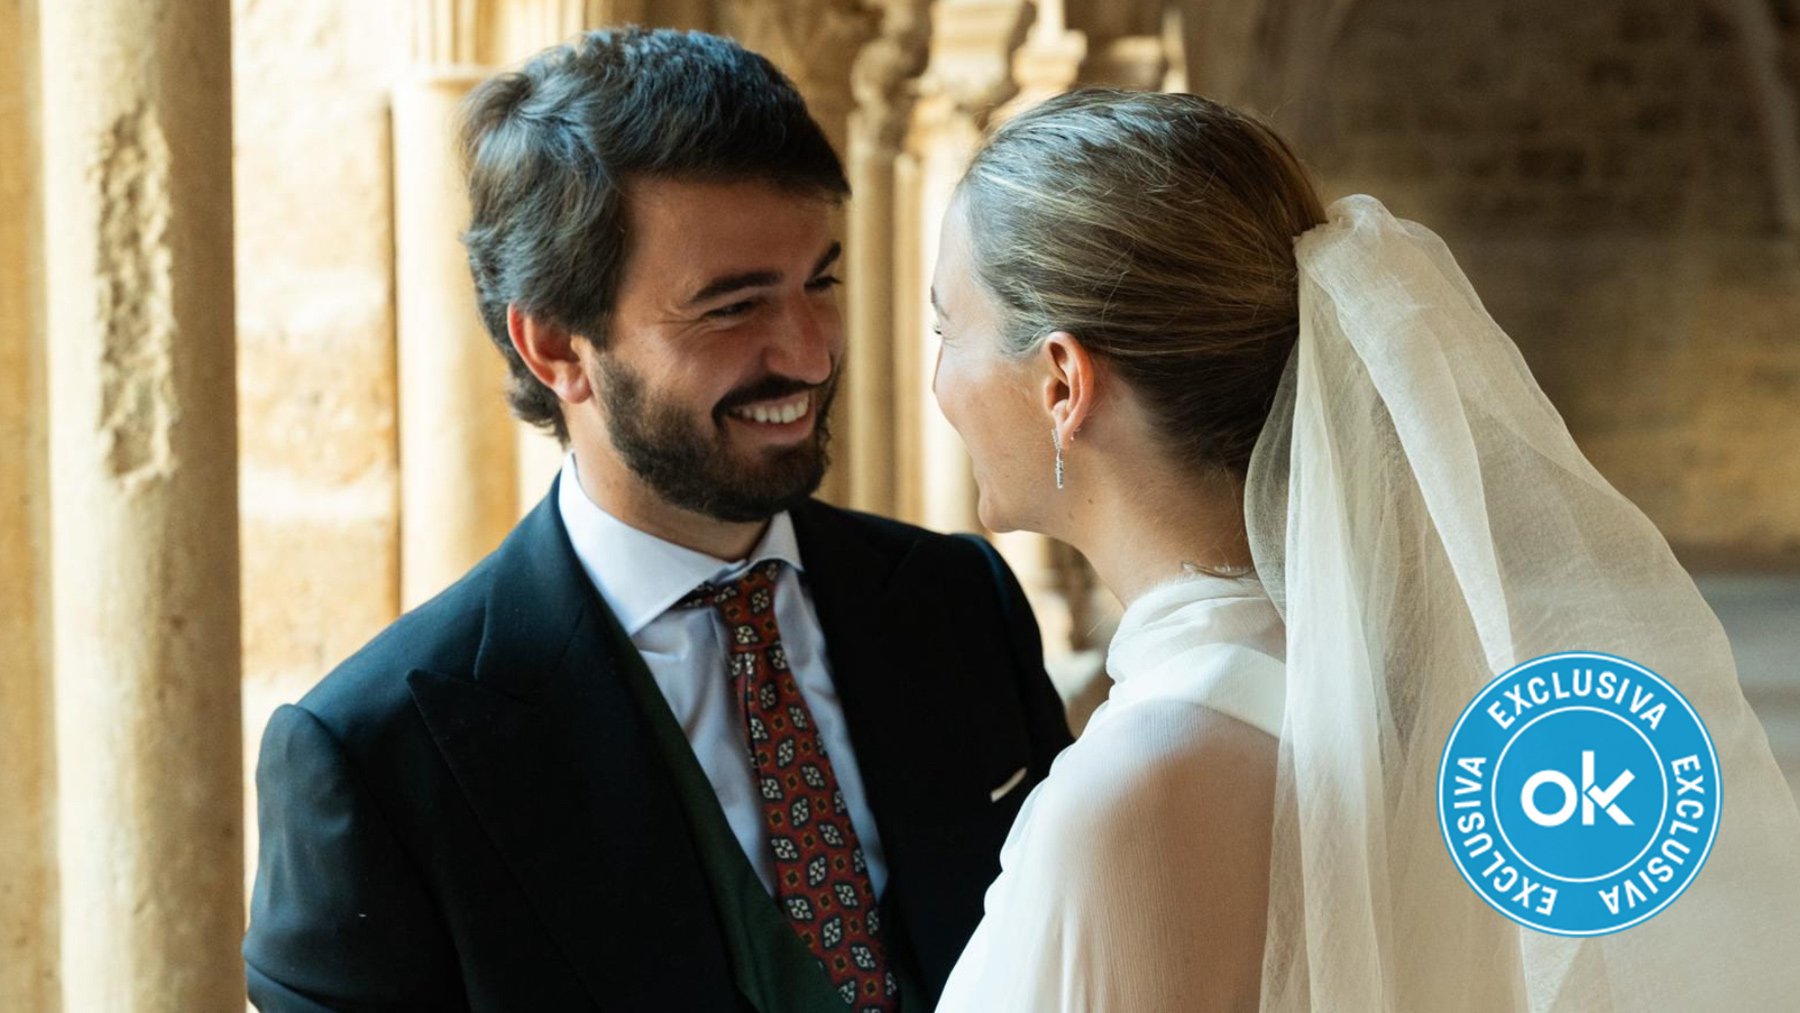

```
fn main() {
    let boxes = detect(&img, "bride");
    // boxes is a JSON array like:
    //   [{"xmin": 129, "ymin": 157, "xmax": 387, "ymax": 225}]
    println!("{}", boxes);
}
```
[{"xmin": 927, "ymin": 89, "xmax": 1800, "ymax": 1011}]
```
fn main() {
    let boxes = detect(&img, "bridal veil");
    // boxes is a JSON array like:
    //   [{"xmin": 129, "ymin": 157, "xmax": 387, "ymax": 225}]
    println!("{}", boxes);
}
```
[{"xmin": 1245, "ymin": 195, "xmax": 1800, "ymax": 1010}]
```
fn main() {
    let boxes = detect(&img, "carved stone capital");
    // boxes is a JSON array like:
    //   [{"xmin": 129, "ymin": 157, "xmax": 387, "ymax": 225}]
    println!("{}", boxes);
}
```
[
  {"xmin": 721, "ymin": 0, "xmax": 881, "ymax": 97},
  {"xmin": 911, "ymin": 0, "xmax": 1034, "ymax": 131},
  {"xmin": 493, "ymin": 1, "xmax": 651, "ymax": 65},
  {"xmin": 399, "ymin": 0, "xmax": 493, "ymax": 71},
  {"xmin": 851, "ymin": 0, "xmax": 933, "ymax": 152}
]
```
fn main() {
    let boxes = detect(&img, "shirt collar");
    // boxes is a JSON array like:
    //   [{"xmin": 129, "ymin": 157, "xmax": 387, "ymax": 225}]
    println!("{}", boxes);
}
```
[{"xmin": 556, "ymin": 453, "xmax": 805, "ymax": 635}]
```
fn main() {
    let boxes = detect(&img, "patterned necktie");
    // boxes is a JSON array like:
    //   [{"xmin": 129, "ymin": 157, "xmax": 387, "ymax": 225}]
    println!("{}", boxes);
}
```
[{"xmin": 676, "ymin": 560, "xmax": 899, "ymax": 1012}]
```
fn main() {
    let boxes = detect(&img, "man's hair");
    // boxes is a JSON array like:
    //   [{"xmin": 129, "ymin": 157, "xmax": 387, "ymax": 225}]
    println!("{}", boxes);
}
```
[{"xmin": 458, "ymin": 28, "xmax": 850, "ymax": 442}]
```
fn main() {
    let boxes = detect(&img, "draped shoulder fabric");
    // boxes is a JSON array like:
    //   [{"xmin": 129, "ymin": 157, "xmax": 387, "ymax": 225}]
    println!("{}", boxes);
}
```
[
  {"xmin": 1248, "ymin": 195, "xmax": 1800, "ymax": 1011},
  {"xmin": 935, "ymin": 575, "xmax": 1287, "ymax": 1012}
]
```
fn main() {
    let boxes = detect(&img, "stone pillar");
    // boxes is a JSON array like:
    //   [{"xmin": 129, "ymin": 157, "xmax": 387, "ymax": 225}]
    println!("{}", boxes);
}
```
[
  {"xmin": 905, "ymin": 97, "xmax": 985, "ymax": 535},
  {"xmin": 900, "ymin": 1, "xmax": 1118, "ymax": 664},
  {"xmin": 1000, "ymin": 0, "xmax": 1167, "ymax": 120},
  {"xmin": 1064, "ymin": 0, "xmax": 1168, "ymax": 90},
  {"xmin": 495, "ymin": 0, "xmax": 651, "ymax": 61},
  {"xmin": 38, "ymin": 0, "xmax": 243, "ymax": 1007},
  {"xmin": 0, "ymin": 0, "xmax": 56, "ymax": 1008},
  {"xmin": 1000, "ymin": 0, "xmax": 1085, "ymax": 117},
  {"xmin": 844, "ymin": 1, "xmax": 931, "ymax": 515},
  {"xmin": 491, "ymin": 2, "xmax": 656, "ymax": 517},
  {"xmin": 394, "ymin": 0, "xmax": 518, "ymax": 607},
  {"xmin": 719, "ymin": 0, "xmax": 881, "ymax": 507},
  {"xmin": 719, "ymin": 0, "xmax": 876, "ymax": 156},
  {"xmin": 987, "ymin": 0, "xmax": 1165, "ymax": 667},
  {"xmin": 897, "ymin": 0, "xmax": 1032, "ymax": 534}
]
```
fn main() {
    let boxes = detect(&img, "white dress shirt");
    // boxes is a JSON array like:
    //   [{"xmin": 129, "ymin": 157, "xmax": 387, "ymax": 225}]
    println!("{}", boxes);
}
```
[{"xmin": 556, "ymin": 454, "xmax": 890, "ymax": 899}]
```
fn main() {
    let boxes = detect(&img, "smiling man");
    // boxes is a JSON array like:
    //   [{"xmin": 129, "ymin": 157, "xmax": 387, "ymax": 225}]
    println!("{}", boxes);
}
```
[{"xmin": 242, "ymin": 28, "xmax": 1072, "ymax": 1013}]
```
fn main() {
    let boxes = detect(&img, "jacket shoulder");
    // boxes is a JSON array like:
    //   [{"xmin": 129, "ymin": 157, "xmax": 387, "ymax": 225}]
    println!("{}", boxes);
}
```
[
  {"xmin": 798, "ymin": 499, "xmax": 992, "ymax": 568},
  {"xmin": 292, "ymin": 555, "xmax": 495, "ymax": 740}
]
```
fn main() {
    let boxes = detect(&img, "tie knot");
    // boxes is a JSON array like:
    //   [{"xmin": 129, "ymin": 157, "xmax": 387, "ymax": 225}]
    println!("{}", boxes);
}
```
[{"xmin": 675, "ymin": 559, "xmax": 782, "ymax": 625}]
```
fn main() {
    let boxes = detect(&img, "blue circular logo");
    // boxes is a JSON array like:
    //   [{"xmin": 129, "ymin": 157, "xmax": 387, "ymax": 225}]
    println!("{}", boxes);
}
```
[{"xmin": 1437, "ymin": 651, "xmax": 1720, "ymax": 936}]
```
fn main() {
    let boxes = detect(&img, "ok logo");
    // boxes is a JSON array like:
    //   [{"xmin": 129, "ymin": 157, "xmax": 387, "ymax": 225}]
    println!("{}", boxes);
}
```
[{"xmin": 1521, "ymin": 751, "xmax": 1635, "ymax": 827}]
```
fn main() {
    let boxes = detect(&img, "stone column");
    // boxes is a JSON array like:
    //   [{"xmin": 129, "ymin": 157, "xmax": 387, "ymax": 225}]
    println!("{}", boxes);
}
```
[
  {"xmin": 394, "ymin": 0, "xmax": 518, "ymax": 607},
  {"xmin": 1064, "ymin": 0, "xmax": 1168, "ymax": 90},
  {"xmin": 38, "ymin": 0, "xmax": 243, "ymax": 1007},
  {"xmin": 896, "ymin": 0, "xmax": 1032, "ymax": 534},
  {"xmin": 0, "ymin": 0, "xmax": 56, "ymax": 1008},
  {"xmin": 719, "ymin": 0, "xmax": 881, "ymax": 507},
  {"xmin": 844, "ymin": 1, "xmax": 931, "ymax": 515},
  {"xmin": 1000, "ymin": 0, "xmax": 1085, "ymax": 117},
  {"xmin": 986, "ymin": 0, "xmax": 1168, "ymax": 668},
  {"xmin": 491, "ymin": 2, "xmax": 654, "ymax": 516},
  {"xmin": 495, "ymin": 0, "xmax": 650, "ymax": 62},
  {"xmin": 1000, "ymin": 0, "xmax": 1167, "ymax": 121},
  {"xmin": 904, "ymin": 97, "xmax": 985, "ymax": 535}
]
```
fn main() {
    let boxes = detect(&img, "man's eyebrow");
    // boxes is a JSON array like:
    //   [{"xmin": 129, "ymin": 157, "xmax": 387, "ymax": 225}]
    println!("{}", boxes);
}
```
[
  {"xmin": 684, "ymin": 269, "xmax": 782, "ymax": 309},
  {"xmin": 681, "ymin": 242, "xmax": 842, "ymax": 310}
]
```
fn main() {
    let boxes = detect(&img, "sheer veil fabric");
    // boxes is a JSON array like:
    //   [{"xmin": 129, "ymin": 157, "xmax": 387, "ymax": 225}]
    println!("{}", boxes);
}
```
[{"xmin": 1247, "ymin": 195, "xmax": 1800, "ymax": 1010}]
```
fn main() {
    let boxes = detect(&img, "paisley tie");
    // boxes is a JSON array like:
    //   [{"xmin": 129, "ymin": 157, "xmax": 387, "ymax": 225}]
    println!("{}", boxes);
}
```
[{"xmin": 676, "ymin": 561, "xmax": 899, "ymax": 1012}]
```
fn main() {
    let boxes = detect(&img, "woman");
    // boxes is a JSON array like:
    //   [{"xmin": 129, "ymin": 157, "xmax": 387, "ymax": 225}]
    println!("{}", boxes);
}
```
[{"xmin": 928, "ymin": 89, "xmax": 1800, "ymax": 1011}]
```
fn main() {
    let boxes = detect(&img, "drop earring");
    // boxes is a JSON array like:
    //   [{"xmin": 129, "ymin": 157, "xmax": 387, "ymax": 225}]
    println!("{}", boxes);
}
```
[{"xmin": 1052, "ymin": 426, "xmax": 1065, "ymax": 490}]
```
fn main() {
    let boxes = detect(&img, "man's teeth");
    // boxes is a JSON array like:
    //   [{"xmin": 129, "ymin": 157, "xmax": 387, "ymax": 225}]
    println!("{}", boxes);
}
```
[{"xmin": 731, "ymin": 394, "xmax": 811, "ymax": 425}]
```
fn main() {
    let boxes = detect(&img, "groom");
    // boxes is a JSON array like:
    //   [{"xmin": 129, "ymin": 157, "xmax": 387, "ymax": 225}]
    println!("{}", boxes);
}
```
[{"xmin": 243, "ymin": 27, "xmax": 1072, "ymax": 1013}]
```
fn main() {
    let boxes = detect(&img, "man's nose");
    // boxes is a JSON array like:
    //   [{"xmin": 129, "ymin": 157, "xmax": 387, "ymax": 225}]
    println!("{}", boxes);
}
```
[{"xmin": 768, "ymin": 295, "xmax": 837, "ymax": 385}]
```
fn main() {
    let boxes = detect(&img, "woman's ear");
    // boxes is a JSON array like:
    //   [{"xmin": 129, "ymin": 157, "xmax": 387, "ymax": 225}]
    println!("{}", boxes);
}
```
[
  {"xmin": 508, "ymin": 304, "xmax": 593, "ymax": 405},
  {"xmin": 1039, "ymin": 331, "xmax": 1097, "ymax": 443}
]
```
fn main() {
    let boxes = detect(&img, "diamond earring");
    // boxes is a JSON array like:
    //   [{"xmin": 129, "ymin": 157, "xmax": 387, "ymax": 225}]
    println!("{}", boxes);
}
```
[{"xmin": 1052, "ymin": 426, "xmax": 1065, "ymax": 490}]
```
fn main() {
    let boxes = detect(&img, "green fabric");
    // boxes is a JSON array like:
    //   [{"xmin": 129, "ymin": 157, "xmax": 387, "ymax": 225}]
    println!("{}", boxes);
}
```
[{"xmin": 598, "ymin": 604, "xmax": 929, "ymax": 1012}]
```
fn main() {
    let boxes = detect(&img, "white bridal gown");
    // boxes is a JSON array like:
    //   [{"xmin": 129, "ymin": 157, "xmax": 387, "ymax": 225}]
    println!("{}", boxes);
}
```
[{"xmin": 936, "ymin": 573, "xmax": 1286, "ymax": 1012}]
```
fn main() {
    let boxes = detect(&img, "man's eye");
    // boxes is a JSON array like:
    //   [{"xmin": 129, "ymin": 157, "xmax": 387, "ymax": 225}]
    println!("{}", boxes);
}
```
[
  {"xmin": 806, "ymin": 275, "xmax": 842, "ymax": 293},
  {"xmin": 705, "ymin": 300, "xmax": 758, "ymax": 319}
]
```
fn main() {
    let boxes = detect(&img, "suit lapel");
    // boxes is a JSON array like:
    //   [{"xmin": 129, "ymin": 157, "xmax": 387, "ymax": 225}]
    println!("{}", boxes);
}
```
[{"xmin": 407, "ymin": 484, "xmax": 740, "ymax": 1010}]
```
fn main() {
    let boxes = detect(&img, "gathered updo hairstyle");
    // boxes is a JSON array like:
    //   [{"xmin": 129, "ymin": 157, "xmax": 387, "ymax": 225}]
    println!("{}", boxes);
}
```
[{"xmin": 957, "ymin": 89, "xmax": 1327, "ymax": 477}]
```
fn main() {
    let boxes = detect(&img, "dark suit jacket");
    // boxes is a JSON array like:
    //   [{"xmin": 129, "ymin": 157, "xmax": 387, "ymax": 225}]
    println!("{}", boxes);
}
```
[{"xmin": 244, "ymin": 484, "xmax": 1074, "ymax": 1011}]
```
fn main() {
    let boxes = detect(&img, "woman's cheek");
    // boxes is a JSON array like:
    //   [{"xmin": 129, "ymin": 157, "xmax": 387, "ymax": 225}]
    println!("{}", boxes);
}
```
[{"xmin": 934, "ymin": 345, "xmax": 971, "ymax": 426}]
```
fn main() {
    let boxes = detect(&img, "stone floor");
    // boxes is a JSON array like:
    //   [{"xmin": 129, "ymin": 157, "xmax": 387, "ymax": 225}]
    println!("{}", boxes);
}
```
[{"xmin": 1696, "ymin": 573, "xmax": 1800, "ymax": 806}]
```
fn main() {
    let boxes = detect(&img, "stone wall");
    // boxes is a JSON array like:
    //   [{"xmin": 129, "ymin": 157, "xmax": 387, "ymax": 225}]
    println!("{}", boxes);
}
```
[
  {"xmin": 1308, "ymin": 0, "xmax": 1773, "ymax": 231},
  {"xmin": 1302, "ymin": 0, "xmax": 1800, "ymax": 564}
]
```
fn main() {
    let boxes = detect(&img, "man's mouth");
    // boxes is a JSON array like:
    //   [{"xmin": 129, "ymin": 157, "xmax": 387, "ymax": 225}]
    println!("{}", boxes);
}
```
[{"xmin": 726, "ymin": 391, "xmax": 813, "ymax": 427}]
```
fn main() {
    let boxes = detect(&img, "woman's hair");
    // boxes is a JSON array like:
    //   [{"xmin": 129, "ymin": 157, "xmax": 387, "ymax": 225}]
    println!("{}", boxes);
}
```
[{"xmin": 958, "ymin": 89, "xmax": 1327, "ymax": 477}]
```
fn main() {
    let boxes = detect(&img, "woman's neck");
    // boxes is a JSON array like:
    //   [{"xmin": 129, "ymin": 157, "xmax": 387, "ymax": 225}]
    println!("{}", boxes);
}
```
[{"xmin": 1060, "ymin": 460, "xmax": 1254, "ymax": 608}]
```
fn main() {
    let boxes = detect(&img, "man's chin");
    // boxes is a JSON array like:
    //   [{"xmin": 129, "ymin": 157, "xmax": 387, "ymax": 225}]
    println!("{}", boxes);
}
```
[
  {"xmin": 737, "ymin": 453, "xmax": 828, "ymax": 507},
  {"xmin": 674, "ymin": 445, "xmax": 827, "ymax": 523}
]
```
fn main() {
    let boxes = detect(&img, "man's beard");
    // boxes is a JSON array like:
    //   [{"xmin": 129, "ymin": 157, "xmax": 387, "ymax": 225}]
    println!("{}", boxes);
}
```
[{"xmin": 594, "ymin": 356, "xmax": 837, "ymax": 523}]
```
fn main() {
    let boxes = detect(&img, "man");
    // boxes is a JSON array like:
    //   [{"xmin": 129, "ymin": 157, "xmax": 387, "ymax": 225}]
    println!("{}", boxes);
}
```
[{"xmin": 243, "ymin": 28, "xmax": 1072, "ymax": 1012}]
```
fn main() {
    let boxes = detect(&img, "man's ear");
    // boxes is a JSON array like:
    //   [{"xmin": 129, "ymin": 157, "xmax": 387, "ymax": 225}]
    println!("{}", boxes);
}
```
[
  {"xmin": 507, "ymin": 304, "xmax": 593, "ymax": 405},
  {"xmin": 1039, "ymin": 331, "xmax": 1098, "ymax": 444}
]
